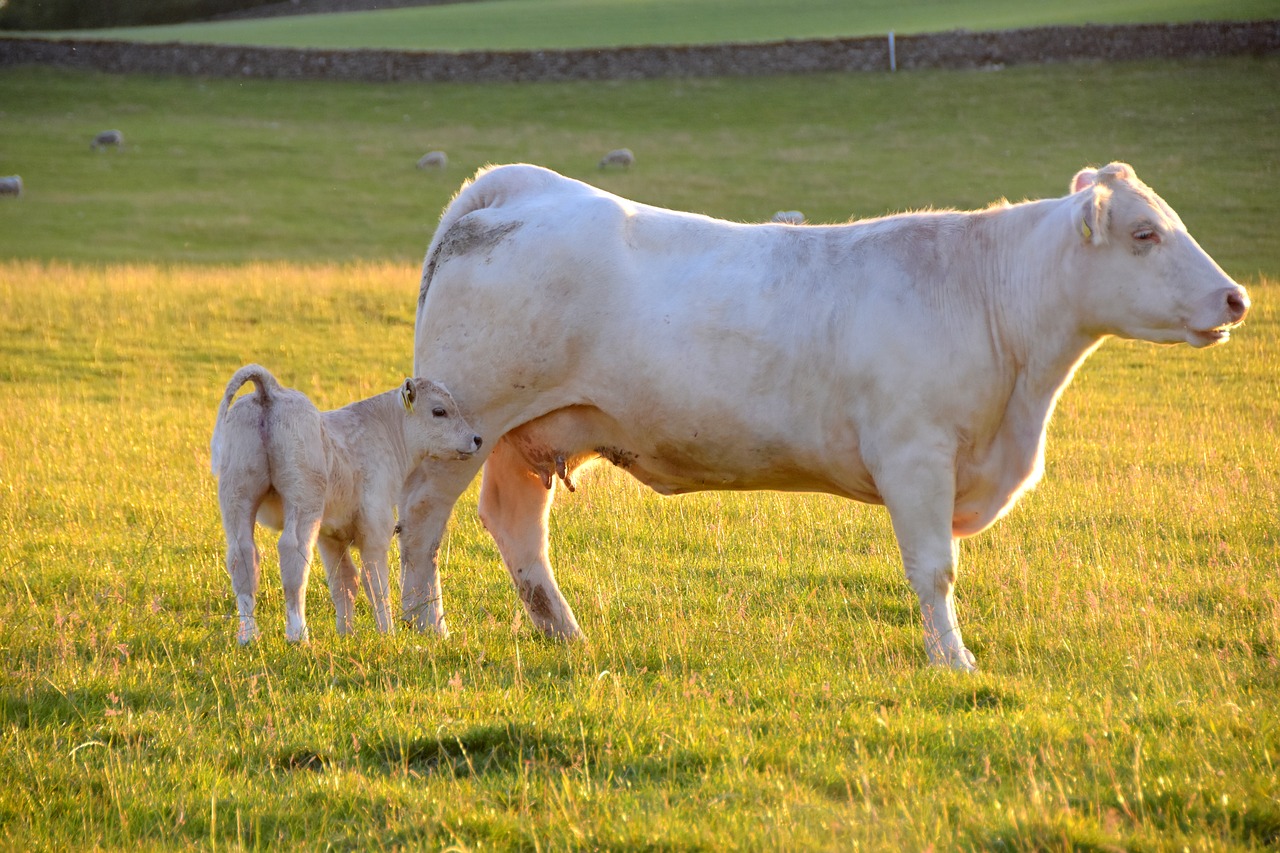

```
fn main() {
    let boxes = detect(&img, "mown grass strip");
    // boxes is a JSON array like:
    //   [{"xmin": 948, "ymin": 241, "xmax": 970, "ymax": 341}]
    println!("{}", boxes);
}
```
[{"xmin": 32, "ymin": 0, "xmax": 1280, "ymax": 51}]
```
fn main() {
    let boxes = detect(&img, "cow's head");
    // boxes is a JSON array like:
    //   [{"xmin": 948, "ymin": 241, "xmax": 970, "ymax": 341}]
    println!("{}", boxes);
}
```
[
  {"xmin": 400, "ymin": 378, "xmax": 483, "ymax": 461},
  {"xmin": 1070, "ymin": 162, "xmax": 1248, "ymax": 347}
]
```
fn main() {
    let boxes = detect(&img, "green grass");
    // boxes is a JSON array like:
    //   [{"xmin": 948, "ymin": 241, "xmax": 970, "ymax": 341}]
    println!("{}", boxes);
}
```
[
  {"xmin": 22, "ymin": 0, "xmax": 1279, "ymax": 50},
  {"xmin": 0, "ymin": 56, "xmax": 1278, "ymax": 848},
  {"xmin": 0, "ymin": 260, "xmax": 1277, "ymax": 849},
  {"xmin": 1, "ymin": 57, "xmax": 1278, "ymax": 274}
]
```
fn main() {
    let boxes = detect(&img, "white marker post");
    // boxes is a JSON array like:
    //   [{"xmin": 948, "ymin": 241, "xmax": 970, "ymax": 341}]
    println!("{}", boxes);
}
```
[{"xmin": 889, "ymin": 31, "xmax": 896, "ymax": 72}]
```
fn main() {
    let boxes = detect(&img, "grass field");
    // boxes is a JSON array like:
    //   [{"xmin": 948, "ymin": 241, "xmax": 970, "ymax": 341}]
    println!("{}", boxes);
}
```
[
  {"xmin": 26, "ymin": 0, "xmax": 1280, "ymax": 51},
  {"xmin": 1, "ymin": 55, "xmax": 1278, "ymax": 848},
  {"xmin": 2, "ymin": 58, "xmax": 1278, "ymax": 271}
]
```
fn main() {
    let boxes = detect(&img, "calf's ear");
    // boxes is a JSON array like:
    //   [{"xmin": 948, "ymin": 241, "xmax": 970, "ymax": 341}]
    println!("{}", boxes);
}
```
[{"xmin": 400, "ymin": 379, "xmax": 416, "ymax": 413}]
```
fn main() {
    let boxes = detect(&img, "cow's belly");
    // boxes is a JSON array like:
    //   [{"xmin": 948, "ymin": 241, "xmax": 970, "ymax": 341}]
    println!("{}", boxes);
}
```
[{"xmin": 501, "ymin": 405, "xmax": 880, "ymax": 502}]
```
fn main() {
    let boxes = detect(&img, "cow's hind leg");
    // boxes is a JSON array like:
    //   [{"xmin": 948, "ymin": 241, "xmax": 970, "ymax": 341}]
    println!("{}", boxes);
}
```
[{"xmin": 477, "ymin": 437, "xmax": 583, "ymax": 640}]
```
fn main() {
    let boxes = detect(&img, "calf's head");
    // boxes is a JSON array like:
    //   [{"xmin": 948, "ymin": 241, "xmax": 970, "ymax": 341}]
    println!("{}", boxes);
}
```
[
  {"xmin": 1071, "ymin": 162, "xmax": 1248, "ymax": 347},
  {"xmin": 400, "ymin": 378, "xmax": 483, "ymax": 460}
]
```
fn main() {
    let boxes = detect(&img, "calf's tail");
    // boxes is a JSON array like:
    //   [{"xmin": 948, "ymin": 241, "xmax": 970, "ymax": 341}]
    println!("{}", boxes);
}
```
[{"xmin": 210, "ymin": 364, "xmax": 281, "ymax": 474}]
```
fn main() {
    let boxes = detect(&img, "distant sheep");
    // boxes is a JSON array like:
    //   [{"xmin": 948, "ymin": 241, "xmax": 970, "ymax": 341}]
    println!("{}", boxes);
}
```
[
  {"xmin": 771, "ymin": 210, "xmax": 806, "ymax": 225},
  {"xmin": 598, "ymin": 148, "xmax": 635, "ymax": 169},
  {"xmin": 211, "ymin": 364, "xmax": 482, "ymax": 644},
  {"xmin": 417, "ymin": 150, "xmax": 448, "ymax": 170},
  {"xmin": 91, "ymin": 130, "xmax": 124, "ymax": 150},
  {"xmin": 0, "ymin": 176, "xmax": 21, "ymax": 197}
]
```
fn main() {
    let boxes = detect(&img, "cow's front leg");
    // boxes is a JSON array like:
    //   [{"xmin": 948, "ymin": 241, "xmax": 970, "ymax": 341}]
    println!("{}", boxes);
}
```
[
  {"xmin": 478, "ymin": 437, "xmax": 583, "ymax": 640},
  {"xmin": 875, "ymin": 450, "xmax": 976, "ymax": 671},
  {"xmin": 399, "ymin": 457, "xmax": 485, "ymax": 635}
]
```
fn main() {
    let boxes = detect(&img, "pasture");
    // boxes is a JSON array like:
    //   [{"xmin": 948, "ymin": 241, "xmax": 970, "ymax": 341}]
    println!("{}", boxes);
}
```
[
  {"xmin": 33, "ymin": 0, "xmax": 1279, "ymax": 51},
  {"xmin": 0, "ymin": 56, "xmax": 1278, "ymax": 848}
]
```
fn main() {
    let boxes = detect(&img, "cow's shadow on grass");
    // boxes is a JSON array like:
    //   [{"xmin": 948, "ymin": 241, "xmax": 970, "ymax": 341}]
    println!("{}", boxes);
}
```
[{"xmin": 360, "ymin": 720, "xmax": 708, "ymax": 781}]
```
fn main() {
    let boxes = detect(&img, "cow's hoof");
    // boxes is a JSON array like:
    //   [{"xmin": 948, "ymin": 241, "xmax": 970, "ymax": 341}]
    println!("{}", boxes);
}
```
[
  {"xmin": 948, "ymin": 648, "xmax": 978, "ymax": 672},
  {"xmin": 930, "ymin": 646, "xmax": 977, "ymax": 672},
  {"xmin": 537, "ymin": 622, "xmax": 585, "ymax": 643},
  {"xmin": 402, "ymin": 613, "xmax": 449, "ymax": 637},
  {"xmin": 236, "ymin": 618, "xmax": 259, "ymax": 645},
  {"xmin": 285, "ymin": 626, "xmax": 310, "ymax": 643}
]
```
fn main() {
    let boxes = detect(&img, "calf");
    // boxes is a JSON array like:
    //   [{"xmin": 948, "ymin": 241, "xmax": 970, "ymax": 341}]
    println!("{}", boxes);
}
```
[{"xmin": 211, "ymin": 365, "xmax": 482, "ymax": 643}]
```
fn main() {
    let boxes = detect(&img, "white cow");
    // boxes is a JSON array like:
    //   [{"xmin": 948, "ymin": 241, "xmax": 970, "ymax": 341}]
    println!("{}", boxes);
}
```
[
  {"xmin": 401, "ymin": 162, "xmax": 1248, "ymax": 671},
  {"xmin": 211, "ymin": 364, "xmax": 482, "ymax": 644}
]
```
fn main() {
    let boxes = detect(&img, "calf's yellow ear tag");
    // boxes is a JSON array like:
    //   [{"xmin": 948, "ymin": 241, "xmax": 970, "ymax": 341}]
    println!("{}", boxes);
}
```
[
  {"xmin": 400, "ymin": 381, "xmax": 415, "ymax": 413},
  {"xmin": 1081, "ymin": 219, "xmax": 1092, "ymax": 241}
]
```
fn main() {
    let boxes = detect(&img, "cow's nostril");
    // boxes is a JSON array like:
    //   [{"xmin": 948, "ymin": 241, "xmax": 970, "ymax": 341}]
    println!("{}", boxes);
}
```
[
  {"xmin": 1227, "ymin": 289, "xmax": 1248, "ymax": 321},
  {"xmin": 474, "ymin": 435, "xmax": 483, "ymax": 449}
]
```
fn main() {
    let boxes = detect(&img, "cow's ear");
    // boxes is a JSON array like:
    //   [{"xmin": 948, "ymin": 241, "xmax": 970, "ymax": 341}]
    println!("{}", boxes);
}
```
[
  {"xmin": 1071, "ymin": 167, "xmax": 1098, "ymax": 195},
  {"xmin": 1076, "ymin": 184, "xmax": 1109, "ymax": 247},
  {"xmin": 400, "ymin": 379, "xmax": 416, "ymax": 413}
]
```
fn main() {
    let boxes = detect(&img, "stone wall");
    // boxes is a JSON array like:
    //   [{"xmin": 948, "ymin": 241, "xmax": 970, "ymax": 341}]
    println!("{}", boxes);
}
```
[{"xmin": 0, "ymin": 20, "xmax": 1276, "ymax": 83}]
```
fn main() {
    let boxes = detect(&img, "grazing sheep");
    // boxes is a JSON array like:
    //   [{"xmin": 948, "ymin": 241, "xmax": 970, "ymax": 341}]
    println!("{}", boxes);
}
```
[
  {"xmin": 91, "ymin": 130, "xmax": 124, "ymax": 150},
  {"xmin": 598, "ymin": 148, "xmax": 635, "ymax": 169},
  {"xmin": 771, "ymin": 210, "xmax": 806, "ymax": 225},
  {"xmin": 211, "ymin": 364, "xmax": 483, "ymax": 644},
  {"xmin": 417, "ymin": 150, "xmax": 448, "ymax": 170},
  {"xmin": 0, "ymin": 176, "xmax": 21, "ymax": 197}
]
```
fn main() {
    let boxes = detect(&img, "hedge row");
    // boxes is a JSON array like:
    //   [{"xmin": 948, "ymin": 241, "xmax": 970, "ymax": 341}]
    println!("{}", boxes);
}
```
[{"xmin": 0, "ymin": 21, "xmax": 1276, "ymax": 83}]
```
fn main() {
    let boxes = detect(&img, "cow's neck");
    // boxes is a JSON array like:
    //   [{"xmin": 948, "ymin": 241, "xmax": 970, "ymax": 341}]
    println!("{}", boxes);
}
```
[{"xmin": 982, "ymin": 200, "xmax": 1108, "ymax": 510}]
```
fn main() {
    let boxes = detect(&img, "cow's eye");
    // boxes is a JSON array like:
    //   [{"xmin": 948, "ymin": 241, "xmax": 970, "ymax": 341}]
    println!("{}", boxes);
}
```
[
  {"xmin": 1133, "ymin": 227, "xmax": 1160, "ymax": 244},
  {"xmin": 432, "ymin": 407, "xmax": 448, "ymax": 418}
]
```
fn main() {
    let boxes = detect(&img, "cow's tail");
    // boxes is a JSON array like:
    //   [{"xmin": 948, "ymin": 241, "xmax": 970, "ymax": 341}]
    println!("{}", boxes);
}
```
[
  {"xmin": 418, "ymin": 163, "xmax": 558, "ymax": 307},
  {"xmin": 210, "ymin": 364, "xmax": 280, "ymax": 474}
]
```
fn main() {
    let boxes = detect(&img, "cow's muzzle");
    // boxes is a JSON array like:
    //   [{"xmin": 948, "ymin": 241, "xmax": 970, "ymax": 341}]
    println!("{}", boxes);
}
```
[{"xmin": 1189, "ymin": 284, "xmax": 1250, "ymax": 347}]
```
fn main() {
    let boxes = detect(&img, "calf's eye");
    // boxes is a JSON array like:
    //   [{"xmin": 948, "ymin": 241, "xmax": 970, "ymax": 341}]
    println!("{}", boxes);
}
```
[
  {"xmin": 432, "ymin": 407, "xmax": 448, "ymax": 418},
  {"xmin": 1133, "ymin": 227, "xmax": 1160, "ymax": 243}
]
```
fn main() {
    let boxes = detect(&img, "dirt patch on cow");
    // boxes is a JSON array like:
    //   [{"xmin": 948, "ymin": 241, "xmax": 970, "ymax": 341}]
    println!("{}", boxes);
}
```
[
  {"xmin": 595, "ymin": 446, "xmax": 638, "ymax": 470},
  {"xmin": 519, "ymin": 581, "xmax": 554, "ymax": 620},
  {"xmin": 420, "ymin": 217, "xmax": 521, "ymax": 305}
]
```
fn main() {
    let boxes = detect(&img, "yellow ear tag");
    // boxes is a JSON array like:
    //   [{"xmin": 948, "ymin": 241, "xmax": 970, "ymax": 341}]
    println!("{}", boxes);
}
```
[
  {"xmin": 400, "ymin": 384, "xmax": 414, "ymax": 413},
  {"xmin": 1082, "ymin": 220, "xmax": 1092, "ymax": 241}
]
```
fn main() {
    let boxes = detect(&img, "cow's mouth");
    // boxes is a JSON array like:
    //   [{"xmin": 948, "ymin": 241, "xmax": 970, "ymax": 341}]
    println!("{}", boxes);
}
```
[{"xmin": 1188, "ymin": 326, "xmax": 1232, "ymax": 347}]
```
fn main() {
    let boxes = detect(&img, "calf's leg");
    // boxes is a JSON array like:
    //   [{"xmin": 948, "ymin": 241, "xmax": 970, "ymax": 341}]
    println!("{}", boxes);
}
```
[
  {"xmin": 218, "ymin": 474, "xmax": 267, "ymax": 644},
  {"xmin": 222, "ymin": 505, "xmax": 262, "ymax": 645},
  {"xmin": 355, "ymin": 528, "xmax": 395, "ymax": 635},
  {"xmin": 278, "ymin": 506, "xmax": 322, "ymax": 642},
  {"xmin": 477, "ymin": 437, "xmax": 583, "ymax": 640},
  {"xmin": 318, "ymin": 536, "xmax": 360, "ymax": 635}
]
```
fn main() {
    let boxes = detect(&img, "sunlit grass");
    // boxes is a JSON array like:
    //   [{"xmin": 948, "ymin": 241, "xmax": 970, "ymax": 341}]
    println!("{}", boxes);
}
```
[{"xmin": 1, "ymin": 260, "xmax": 1276, "ymax": 848}]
